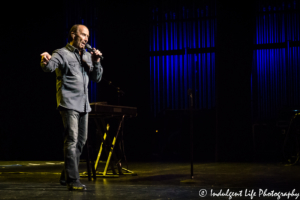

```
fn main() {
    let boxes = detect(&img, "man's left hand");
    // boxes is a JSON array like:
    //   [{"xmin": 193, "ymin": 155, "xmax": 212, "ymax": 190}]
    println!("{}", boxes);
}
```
[{"xmin": 91, "ymin": 48, "xmax": 102, "ymax": 63}]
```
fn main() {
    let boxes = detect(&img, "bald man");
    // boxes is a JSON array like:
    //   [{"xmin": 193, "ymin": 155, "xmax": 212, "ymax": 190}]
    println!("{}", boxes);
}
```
[{"xmin": 40, "ymin": 24, "xmax": 103, "ymax": 191}]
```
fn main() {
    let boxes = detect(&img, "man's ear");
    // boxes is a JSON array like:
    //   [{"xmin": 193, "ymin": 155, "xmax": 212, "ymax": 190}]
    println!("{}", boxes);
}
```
[{"xmin": 71, "ymin": 32, "xmax": 75, "ymax": 40}]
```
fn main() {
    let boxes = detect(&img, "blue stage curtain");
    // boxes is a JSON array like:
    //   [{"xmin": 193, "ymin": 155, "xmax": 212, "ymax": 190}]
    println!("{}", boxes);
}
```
[
  {"xmin": 150, "ymin": 1, "xmax": 216, "ymax": 116},
  {"xmin": 252, "ymin": 0, "xmax": 300, "ymax": 121}
]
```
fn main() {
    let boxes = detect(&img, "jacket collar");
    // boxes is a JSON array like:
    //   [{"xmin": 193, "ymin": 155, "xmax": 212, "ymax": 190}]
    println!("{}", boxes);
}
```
[{"xmin": 66, "ymin": 43, "xmax": 86, "ymax": 55}]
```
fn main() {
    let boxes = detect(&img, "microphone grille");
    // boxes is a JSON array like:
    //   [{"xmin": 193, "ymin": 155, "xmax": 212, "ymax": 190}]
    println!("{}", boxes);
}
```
[{"xmin": 85, "ymin": 43, "xmax": 92, "ymax": 49}]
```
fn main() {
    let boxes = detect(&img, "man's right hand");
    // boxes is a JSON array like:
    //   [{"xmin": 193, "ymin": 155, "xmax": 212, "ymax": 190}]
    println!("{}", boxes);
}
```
[{"xmin": 40, "ymin": 52, "xmax": 52, "ymax": 65}]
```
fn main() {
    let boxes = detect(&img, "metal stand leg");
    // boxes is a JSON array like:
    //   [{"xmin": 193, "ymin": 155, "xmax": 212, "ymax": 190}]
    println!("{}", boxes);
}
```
[{"xmin": 85, "ymin": 139, "xmax": 92, "ymax": 181}]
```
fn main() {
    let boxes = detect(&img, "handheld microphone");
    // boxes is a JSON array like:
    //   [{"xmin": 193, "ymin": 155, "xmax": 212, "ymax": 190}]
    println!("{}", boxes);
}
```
[{"xmin": 85, "ymin": 43, "xmax": 104, "ymax": 60}]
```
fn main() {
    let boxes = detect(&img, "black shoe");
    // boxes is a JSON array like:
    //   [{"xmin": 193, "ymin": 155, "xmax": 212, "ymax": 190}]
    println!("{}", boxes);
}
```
[
  {"xmin": 67, "ymin": 180, "xmax": 87, "ymax": 191},
  {"xmin": 60, "ymin": 169, "xmax": 66, "ymax": 186},
  {"xmin": 60, "ymin": 179, "xmax": 66, "ymax": 186},
  {"xmin": 61, "ymin": 179, "xmax": 86, "ymax": 187}
]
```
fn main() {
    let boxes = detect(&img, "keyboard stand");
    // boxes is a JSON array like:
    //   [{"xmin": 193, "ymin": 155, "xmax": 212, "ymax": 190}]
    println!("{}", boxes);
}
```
[{"xmin": 80, "ymin": 114, "xmax": 137, "ymax": 179}]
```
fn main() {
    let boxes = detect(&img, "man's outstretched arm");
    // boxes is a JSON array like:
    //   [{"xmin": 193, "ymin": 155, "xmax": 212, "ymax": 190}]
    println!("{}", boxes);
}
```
[{"xmin": 40, "ymin": 51, "xmax": 62, "ymax": 72}]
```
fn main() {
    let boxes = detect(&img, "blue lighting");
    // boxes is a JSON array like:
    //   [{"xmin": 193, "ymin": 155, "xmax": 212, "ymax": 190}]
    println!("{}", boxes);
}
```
[
  {"xmin": 150, "ymin": 4, "xmax": 216, "ymax": 116},
  {"xmin": 252, "ymin": 0, "xmax": 300, "ymax": 120}
]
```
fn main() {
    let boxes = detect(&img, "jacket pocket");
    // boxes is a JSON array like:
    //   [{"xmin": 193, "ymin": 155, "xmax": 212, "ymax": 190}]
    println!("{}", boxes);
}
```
[{"xmin": 68, "ymin": 61, "xmax": 80, "ymax": 76}]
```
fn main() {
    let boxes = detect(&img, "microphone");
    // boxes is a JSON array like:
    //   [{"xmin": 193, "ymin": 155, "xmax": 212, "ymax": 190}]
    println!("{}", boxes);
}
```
[{"xmin": 85, "ymin": 43, "xmax": 104, "ymax": 60}]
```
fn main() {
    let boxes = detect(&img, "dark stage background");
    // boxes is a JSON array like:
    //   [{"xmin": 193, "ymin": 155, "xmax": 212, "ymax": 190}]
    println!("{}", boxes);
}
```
[
  {"xmin": 1, "ymin": 0, "xmax": 150, "ymax": 161},
  {"xmin": 1, "ymin": 0, "xmax": 299, "ymax": 162}
]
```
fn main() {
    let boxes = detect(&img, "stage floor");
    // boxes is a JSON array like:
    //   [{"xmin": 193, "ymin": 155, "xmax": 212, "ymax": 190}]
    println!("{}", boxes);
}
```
[{"xmin": 0, "ymin": 161, "xmax": 299, "ymax": 200}]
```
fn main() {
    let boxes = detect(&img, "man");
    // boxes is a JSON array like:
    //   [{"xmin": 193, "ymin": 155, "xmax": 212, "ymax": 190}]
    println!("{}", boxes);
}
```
[{"xmin": 40, "ymin": 24, "xmax": 103, "ymax": 191}]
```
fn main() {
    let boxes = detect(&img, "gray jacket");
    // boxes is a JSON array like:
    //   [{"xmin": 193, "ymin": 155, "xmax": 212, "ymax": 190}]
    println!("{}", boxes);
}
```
[{"xmin": 41, "ymin": 43, "xmax": 103, "ymax": 112}]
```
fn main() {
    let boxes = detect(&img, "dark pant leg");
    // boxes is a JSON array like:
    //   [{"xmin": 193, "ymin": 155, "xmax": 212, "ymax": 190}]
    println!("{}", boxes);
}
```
[
  {"xmin": 60, "ymin": 110, "xmax": 88, "ymax": 182},
  {"xmin": 76, "ymin": 112, "xmax": 88, "ymax": 171}
]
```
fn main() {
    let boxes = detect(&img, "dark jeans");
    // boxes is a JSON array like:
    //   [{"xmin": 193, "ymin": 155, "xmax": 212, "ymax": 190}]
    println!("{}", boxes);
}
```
[{"xmin": 59, "ymin": 109, "xmax": 88, "ymax": 182}]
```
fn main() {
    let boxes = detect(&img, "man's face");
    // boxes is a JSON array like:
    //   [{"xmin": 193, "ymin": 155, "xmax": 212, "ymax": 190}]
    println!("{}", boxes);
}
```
[{"xmin": 72, "ymin": 25, "xmax": 89, "ymax": 50}]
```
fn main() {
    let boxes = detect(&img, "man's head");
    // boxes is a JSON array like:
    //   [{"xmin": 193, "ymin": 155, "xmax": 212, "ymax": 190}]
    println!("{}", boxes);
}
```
[{"xmin": 68, "ymin": 24, "xmax": 89, "ymax": 51}]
